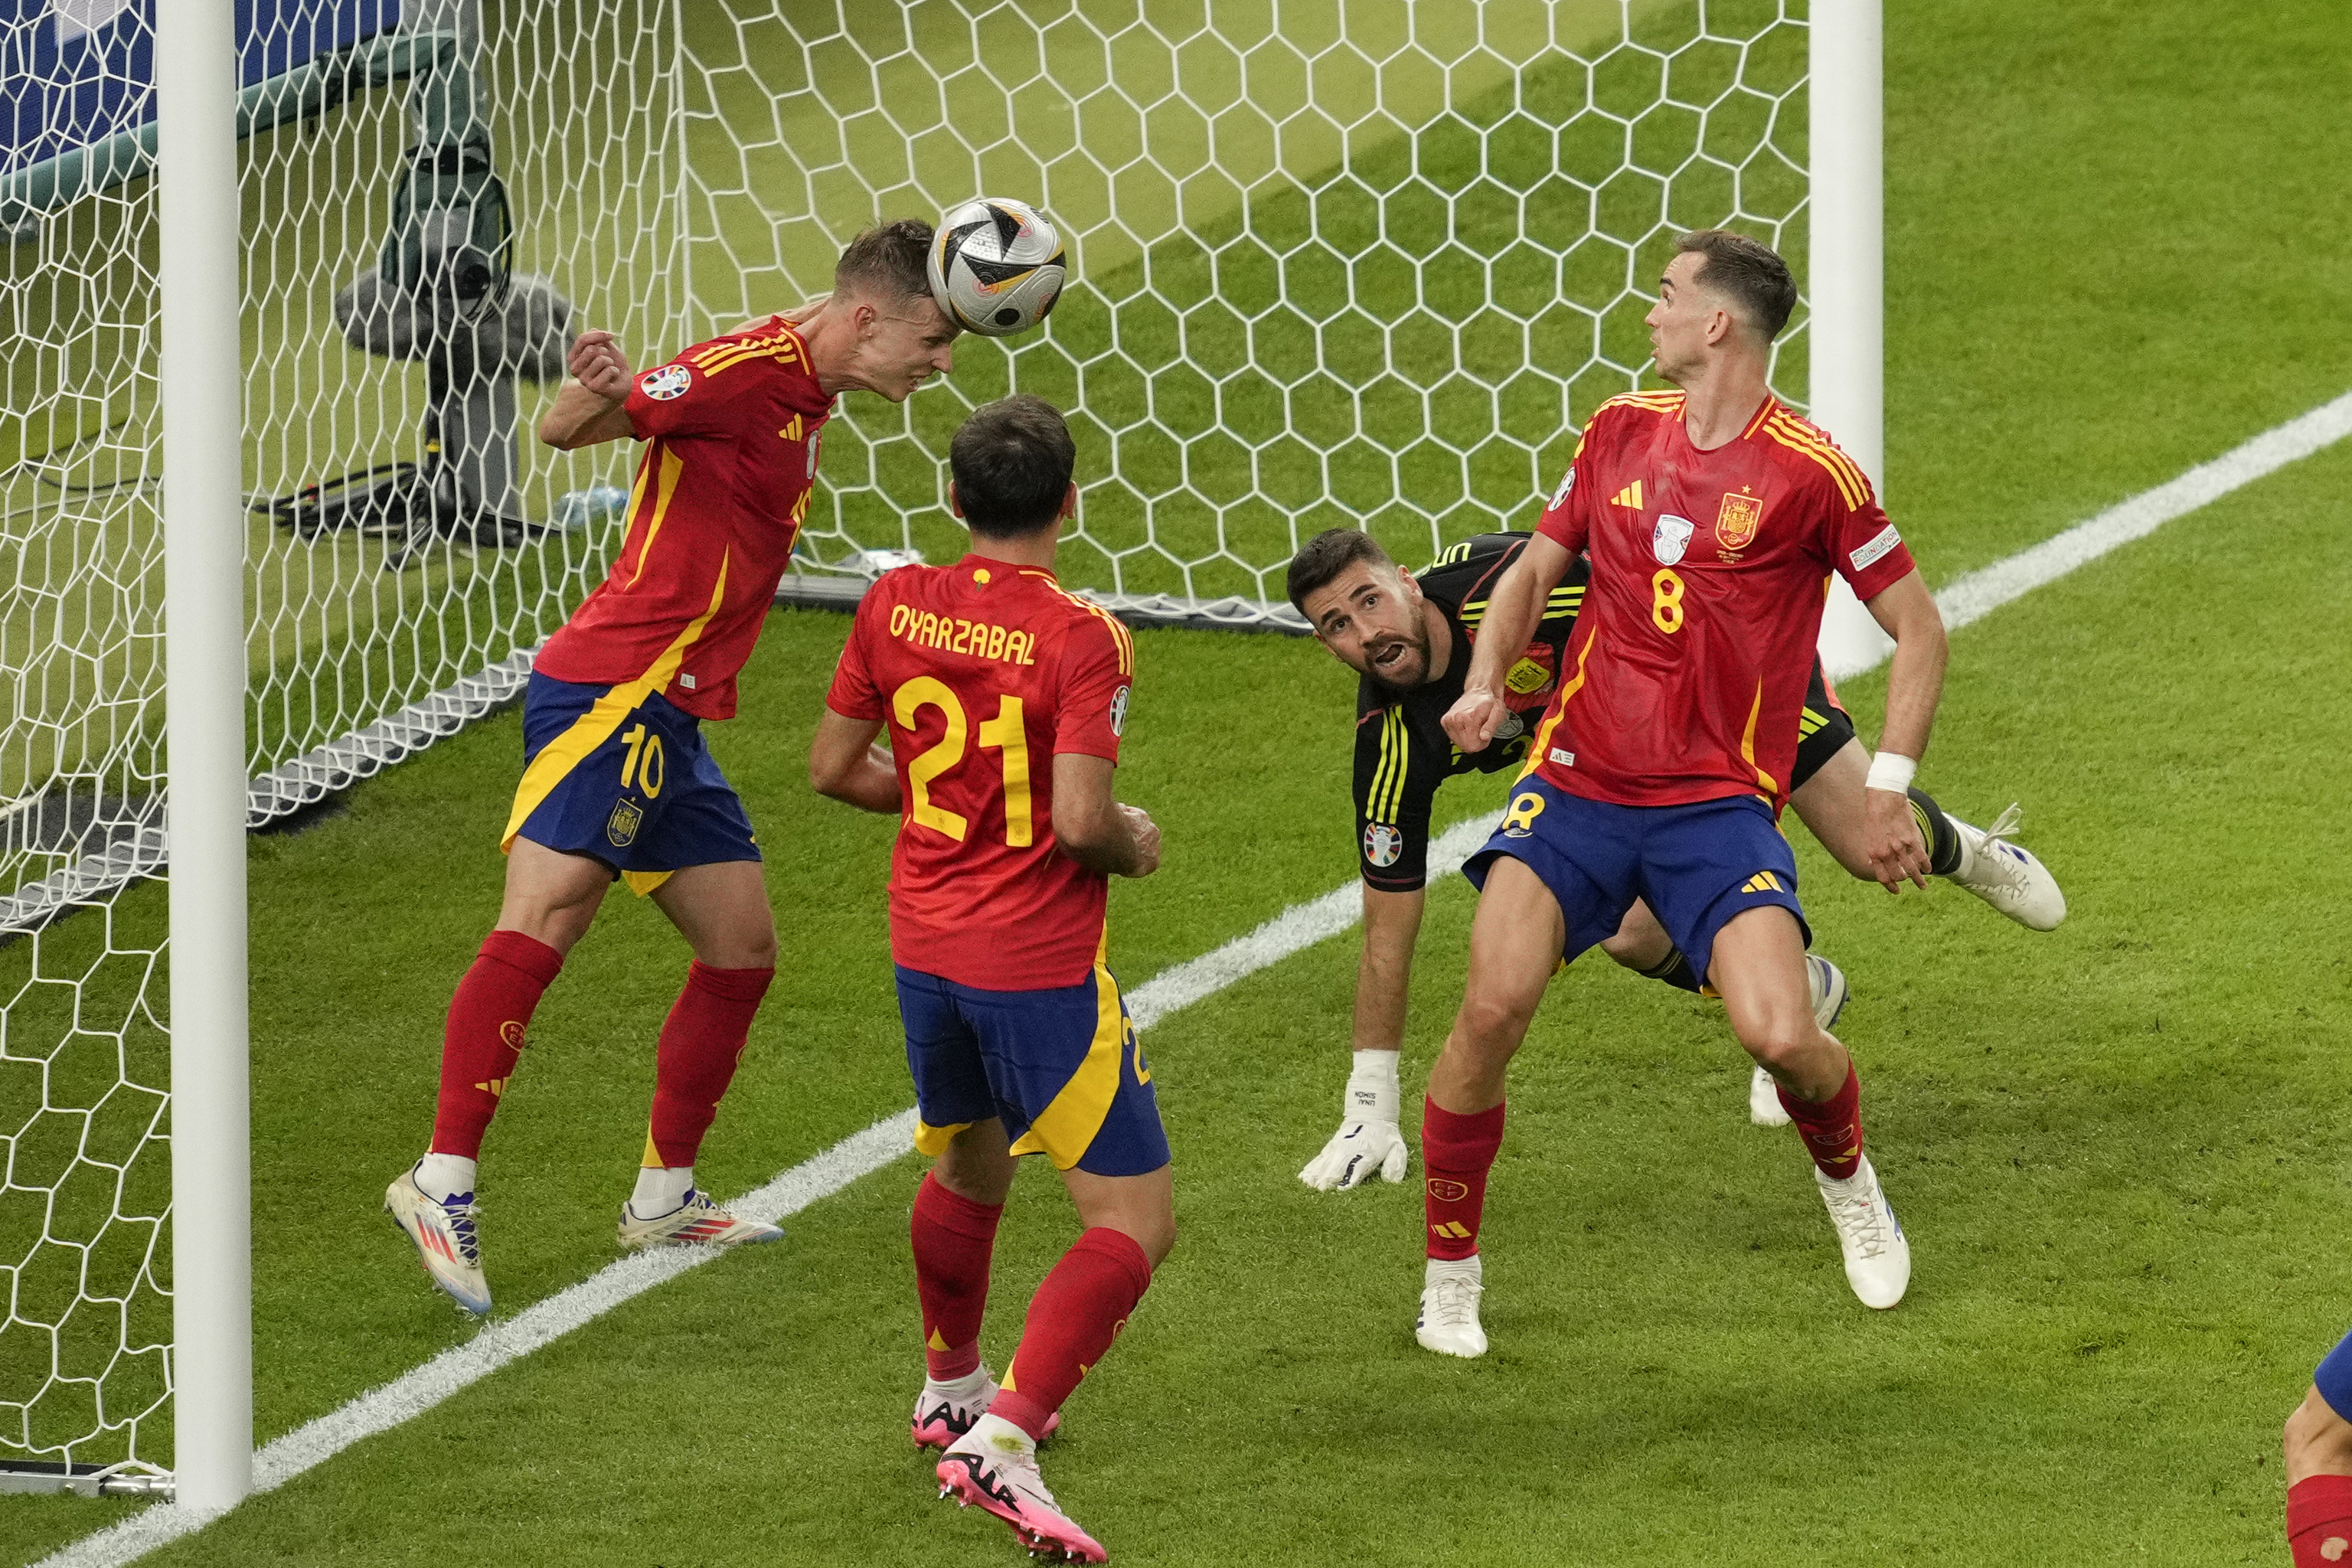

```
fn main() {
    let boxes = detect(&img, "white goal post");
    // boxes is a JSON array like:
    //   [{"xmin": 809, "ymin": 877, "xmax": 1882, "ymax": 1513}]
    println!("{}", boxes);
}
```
[{"xmin": 0, "ymin": 0, "xmax": 1882, "ymax": 1508}]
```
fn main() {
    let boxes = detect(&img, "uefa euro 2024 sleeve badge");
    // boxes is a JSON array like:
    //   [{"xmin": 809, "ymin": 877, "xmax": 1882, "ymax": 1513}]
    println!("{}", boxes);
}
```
[
  {"xmin": 639, "ymin": 364, "xmax": 691, "ymax": 400},
  {"xmin": 1651, "ymin": 514, "xmax": 1694, "ymax": 564}
]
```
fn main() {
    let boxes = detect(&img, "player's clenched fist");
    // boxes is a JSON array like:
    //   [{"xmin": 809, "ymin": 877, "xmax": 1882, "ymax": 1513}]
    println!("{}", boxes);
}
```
[
  {"xmin": 1862, "ymin": 786, "xmax": 1932, "ymax": 893},
  {"xmin": 1118, "ymin": 804, "xmax": 1161, "ymax": 877},
  {"xmin": 1441, "ymin": 685, "xmax": 1509, "ymax": 754},
  {"xmin": 567, "ymin": 329, "xmax": 633, "ymax": 400}
]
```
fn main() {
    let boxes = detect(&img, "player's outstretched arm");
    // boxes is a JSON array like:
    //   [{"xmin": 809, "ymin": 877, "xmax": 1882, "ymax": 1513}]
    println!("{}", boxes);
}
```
[
  {"xmin": 1298, "ymin": 884, "xmax": 1423, "ymax": 1191},
  {"xmin": 1441, "ymin": 531, "xmax": 1573, "ymax": 754},
  {"xmin": 1051, "ymin": 753, "xmax": 1158, "ymax": 877},
  {"xmin": 537, "ymin": 330, "xmax": 638, "ymax": 449},
  {"xmin": 1860, "ymin": 568, "xmax": 1949, "ymax": 890},
  {"xmin": 808, "ymin": 710, "xmax": 900, "ymax": 814}
]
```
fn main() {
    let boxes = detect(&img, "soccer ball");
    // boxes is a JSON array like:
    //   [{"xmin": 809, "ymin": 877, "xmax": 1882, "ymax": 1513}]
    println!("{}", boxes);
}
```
[{"xmin": 927, "ymin": 198, "xmax": 1066, "ymax": 337}]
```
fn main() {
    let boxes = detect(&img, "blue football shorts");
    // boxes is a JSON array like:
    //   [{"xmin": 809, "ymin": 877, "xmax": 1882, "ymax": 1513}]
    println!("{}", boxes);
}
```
[
  {"xmin": 897, "ymin": 962, "xmax": 1171, "ymax": 1178},
  {"xmin": 501, "ymin": 671, "xmax": 759, "ymax": 897},
  {"xmin": 1463, "ymin": 774, "xmax": 1811, "ymax": 986},
  {"xmin": 2314, "ymin": 1325, "xmax": 2352, "ymax": 1419}
]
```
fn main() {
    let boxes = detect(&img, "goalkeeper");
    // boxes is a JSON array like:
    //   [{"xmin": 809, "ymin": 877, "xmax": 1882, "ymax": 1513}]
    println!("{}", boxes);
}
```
[
  {"xmin": 384, "ymin": 221, "xmax": 960, "ymax": 1315},
  {"xmin": 1289, "ymin": 526, "xmax": 2066, "ymax": 1191}
]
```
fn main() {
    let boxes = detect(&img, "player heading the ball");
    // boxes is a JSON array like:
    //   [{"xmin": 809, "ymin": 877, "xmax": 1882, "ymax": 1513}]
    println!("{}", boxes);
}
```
[
  {"xmin": 384, "ymin": 220, "xmax": 962, "ymax": 1317},
  {"xmin": 812, "ymin": 395, "xmax": 1164, "ymax": 1566},
  {"xmin": 1415, "ymin": 230, "xmax": 1950, "ymax": 1357}
]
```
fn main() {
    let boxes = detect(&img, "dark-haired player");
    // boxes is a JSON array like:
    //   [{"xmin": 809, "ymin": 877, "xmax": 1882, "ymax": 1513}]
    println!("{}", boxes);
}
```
[
  {"xmin": 384, "ymin": 220, "xmax": 961, "ymax": 1315},
  {"xmin": 1289, "ymin": 526, "xmax": 2063, "ymax": 1189},
  {"xmin": 1415, "ymin": 230, "xmax": 1958, "ymax": 1354},
  {"xmin": 812, "ymin": 395, "xmax": 1162, "ymax": 1565}
]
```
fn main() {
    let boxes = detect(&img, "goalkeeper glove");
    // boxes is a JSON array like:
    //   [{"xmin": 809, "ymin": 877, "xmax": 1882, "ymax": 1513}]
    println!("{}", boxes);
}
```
[{"xmin": 1297, "ymin": 1050, "xmax": 1411, "ymax": 1191}]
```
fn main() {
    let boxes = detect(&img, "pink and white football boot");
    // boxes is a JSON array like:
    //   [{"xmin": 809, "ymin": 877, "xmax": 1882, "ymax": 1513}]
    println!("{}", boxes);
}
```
[
  {"xmin": 911, "ymin": 1368, "xmax": 1060, "ymax": 1450},
  {"xmin": 936, "ymin": 1413, "xmax": 1106, "ymax": 1563}
]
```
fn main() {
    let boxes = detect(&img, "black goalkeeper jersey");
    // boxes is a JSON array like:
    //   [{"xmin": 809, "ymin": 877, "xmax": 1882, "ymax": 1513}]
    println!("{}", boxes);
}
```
[
  {"xmin": 1354, "ymin": 533, "xmax": 1586, "ymax": 891},
  {"xmin": 1352, "ymin": 531, "xmax": 1852, "ymax": 892}
]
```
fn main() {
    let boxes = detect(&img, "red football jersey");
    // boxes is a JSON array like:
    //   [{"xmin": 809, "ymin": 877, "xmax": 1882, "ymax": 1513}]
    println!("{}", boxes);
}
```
[
  {"xmin": 534, "ymin": 317, "xmax": 834, "ymax": 719},
  {"xmin": 826, "ymin": 556, "xmax": 1137, "ymax": 990},
  {"xmin": 1527, "ymin": 391, "xmax": 1918, "ymax": 808}
]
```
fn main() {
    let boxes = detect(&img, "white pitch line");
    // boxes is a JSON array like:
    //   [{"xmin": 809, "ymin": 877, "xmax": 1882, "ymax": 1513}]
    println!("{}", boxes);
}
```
[
  {"xmin": 39, "ymin": 383, "xmax": 2352, "ymax": 1568},
  {"xmin": 1827, "ymin": 385, "xmax": 2352, "ymax": 680}
]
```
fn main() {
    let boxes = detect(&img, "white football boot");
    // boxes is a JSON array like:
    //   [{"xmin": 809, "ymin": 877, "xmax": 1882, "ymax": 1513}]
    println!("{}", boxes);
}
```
[
  {"xmin": 936, "ymin": 1413, "xmax": 1106, "ymax": 1563},
  {"xmin": 1749, "ymin": 954, "xmax": 1851, "ymax": 1127},
  {"xmin": 384, "ymin": 1166, "xmax": 491, "ymax": 1315},
  {"xmin": 1414, "ymin": 1255, "xmax": 1488, "ymax": 1357},
  {"xmin": 1815, "ymin": 1155, "xmax": 1909, "ymax": 1308},
  {"xmin": 616, "ymin": 1187, "xmax": 782, "ymax": 1249},
  {"xmin": 1946, "ymin": 804, "xmax": 2066, "ymax": 931}
]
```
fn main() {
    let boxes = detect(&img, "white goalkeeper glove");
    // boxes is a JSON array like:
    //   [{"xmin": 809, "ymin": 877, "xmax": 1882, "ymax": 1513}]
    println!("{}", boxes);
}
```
[{"xmin": 1297, "ymin": 1050, "xmax": 1410, "ymax": 1191}]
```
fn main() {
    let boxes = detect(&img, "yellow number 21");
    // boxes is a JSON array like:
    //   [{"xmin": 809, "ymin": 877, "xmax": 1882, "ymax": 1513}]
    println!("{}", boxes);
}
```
[{"xmin": 890, "ymin": 678, "xmax": 1031, "ymax": 847}]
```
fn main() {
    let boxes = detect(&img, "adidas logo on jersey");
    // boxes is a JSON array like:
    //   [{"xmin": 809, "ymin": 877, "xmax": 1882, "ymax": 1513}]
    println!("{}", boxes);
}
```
[{"xmin": 1611, "ymin": 480, "xmax": 1644, "ymax": 509}]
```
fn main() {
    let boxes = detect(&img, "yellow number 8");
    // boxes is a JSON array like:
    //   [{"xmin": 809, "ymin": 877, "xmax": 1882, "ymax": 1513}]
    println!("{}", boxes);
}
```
[{"xmin": 1651, "ymin": 567, "xmax": 1686, "ymax": 634}]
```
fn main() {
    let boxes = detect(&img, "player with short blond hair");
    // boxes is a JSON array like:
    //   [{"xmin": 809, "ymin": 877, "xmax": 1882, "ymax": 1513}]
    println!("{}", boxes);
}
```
[{"xmin": 384, "ymin": 221, "xmax": 961, "ymax": 1315}]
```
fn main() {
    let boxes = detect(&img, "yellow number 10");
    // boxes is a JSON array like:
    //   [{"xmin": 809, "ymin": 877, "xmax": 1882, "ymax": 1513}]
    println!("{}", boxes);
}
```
[{"xmin": 890, "ymin": 678, "xmax": 1032, "ymax": 846}]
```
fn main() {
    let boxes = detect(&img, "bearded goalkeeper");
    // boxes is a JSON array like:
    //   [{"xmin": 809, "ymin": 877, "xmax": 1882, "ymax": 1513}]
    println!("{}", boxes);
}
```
[{"xmin": 1290, "ymin": 524, "xmax": 2066, "ymax": 1191}]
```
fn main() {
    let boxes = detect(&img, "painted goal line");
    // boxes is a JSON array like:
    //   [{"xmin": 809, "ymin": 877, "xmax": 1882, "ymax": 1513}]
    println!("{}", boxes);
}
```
[{"xmin": 36, "ymin": 384, "xmax": 2352, "ymax": 1568}]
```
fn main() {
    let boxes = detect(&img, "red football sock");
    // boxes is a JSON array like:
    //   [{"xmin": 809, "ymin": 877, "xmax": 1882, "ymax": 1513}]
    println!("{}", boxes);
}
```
[
  {"xmin": 430, "ymin": 930, "xmax": 564, "ymax": 1160},
  {"xmin": 912, "ymin": 1173, "xmax": 1001, "ymax": 1382},
  {"xmin": 2290, "ymin": 1475, "xmax": 2352, "ymax": 1566},
  {"xmin": 990, "ymin": 1228, "xmax": 1152, "ymax": 1441},
  {"xmin": 646, "ymin": 961, "xmax": 773, "ymax": 1168},
  {"xmin": 1422, "ymin": 1099, "xmax": 1505, "ymax": 1261},
  {"xmin": 1777, "ymin": 1062, "xmax": 1864, "ymax": 1181}
]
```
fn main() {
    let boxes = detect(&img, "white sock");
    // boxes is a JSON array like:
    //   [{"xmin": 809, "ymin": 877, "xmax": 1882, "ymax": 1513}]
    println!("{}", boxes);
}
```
[
  {"xmin": 1424, "ymin": 1253, "xmax": 1482, "ymax": 1285},
  {"xmin": 414, "ymin": 1153, "xmax": 476, "ymax": 1203},
  {"xmin": 926, "ymin": 1363, "xmax": 991, "ymax": 1398},
  {"xmin": 630, "ymin": 1165, "xmax": 694, "ymax": 1217}
]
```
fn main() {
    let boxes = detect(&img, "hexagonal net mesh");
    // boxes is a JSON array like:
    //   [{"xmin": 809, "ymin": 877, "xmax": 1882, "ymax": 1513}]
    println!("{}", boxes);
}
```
[
  {"xmin": 2, "ymin": 0, "xmax": 1811, "ymax": 1475},
  {"xmin": 1, "ymin": 0, "xmax": 684, "ymax": 1475},
  {"xmin": 684, "ymin": 0, "xmax": 1811, "ymax": 623}
]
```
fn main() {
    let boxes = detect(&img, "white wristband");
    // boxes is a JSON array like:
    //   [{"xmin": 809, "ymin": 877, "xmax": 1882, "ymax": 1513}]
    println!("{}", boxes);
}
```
[
  {"xmin": 1865, "ymin": 751, "xmax": 1918, "ymax": 795},
  {"xmin": 1344, "ymin": 1050, "xmax": 1401, "ymax": 1123}
]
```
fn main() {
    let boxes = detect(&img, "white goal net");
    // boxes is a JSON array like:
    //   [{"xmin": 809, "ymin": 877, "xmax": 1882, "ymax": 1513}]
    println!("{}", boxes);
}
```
[
  {"xmin": 0, "ymin": 0, "xmax": 681, "ymax": 1478},
  {"xmin": 0, "ymin": 0, "xmax": 1809, "ymax": 1479}
]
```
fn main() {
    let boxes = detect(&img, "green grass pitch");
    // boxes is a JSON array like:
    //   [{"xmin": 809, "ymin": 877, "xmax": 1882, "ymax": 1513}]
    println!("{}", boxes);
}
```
[{"xmin": 8, "ymin": 0, "xmax": 2352, "ymax": 1561}]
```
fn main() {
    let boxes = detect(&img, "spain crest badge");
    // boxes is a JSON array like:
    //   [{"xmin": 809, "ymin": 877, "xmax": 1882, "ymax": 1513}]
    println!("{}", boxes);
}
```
[{"xmin": 1715, "ymin": 491, "xmax": 1762, "ymax": 550}]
